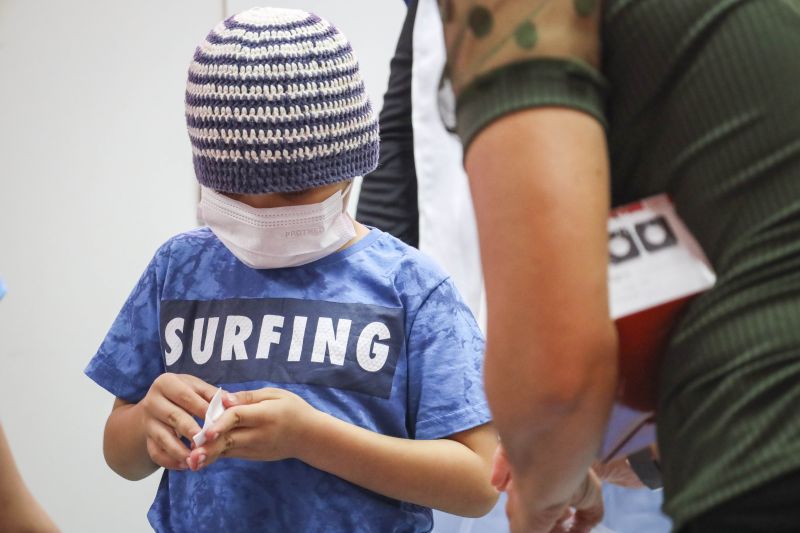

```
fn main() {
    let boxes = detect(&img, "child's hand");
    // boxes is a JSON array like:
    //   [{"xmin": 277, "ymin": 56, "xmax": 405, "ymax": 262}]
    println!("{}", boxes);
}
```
[
  {"xmin": 186, "ymin": 388, "xmax": 316, "ymax": 471},
  {"xmin": 139, "ymin": 373, "xmax": 218, "ymax": 471}
]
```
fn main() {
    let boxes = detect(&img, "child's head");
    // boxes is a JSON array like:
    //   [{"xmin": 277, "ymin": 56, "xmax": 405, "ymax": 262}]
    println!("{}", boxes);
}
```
[{"xmin": 185, "ymin": 7, "xmax": 379, "ymax": 200}]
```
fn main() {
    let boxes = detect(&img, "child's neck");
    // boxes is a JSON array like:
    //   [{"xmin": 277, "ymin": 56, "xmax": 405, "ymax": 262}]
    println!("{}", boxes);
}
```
[{"xmin": 338, "ymin": 219, "xmax": 370, "ymax": 251}]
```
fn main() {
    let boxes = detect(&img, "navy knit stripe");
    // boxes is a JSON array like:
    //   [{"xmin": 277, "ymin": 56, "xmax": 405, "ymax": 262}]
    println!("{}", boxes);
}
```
[
  {"xmin": 185, "ymin": 101, "xmax": 373, "ymax": 131},
  {"xmin": 223, "ymin": 14, "xmax": 319, "ymax": 32},
  {"xmin": 192, "ymin": 43, "xmax": 352, "ymax": 66},
  {"xmin": 185, "ymin": 84, "xmax": 364, "ymax": 109},
  {"xmin": 194, "ymin": 142, "xmax": 379, "ymax": 191},
  {"xmin": 187, "ymin": 64, "xmax": 360, "ymax": 87},
  {"xmin": 190, "ymin": 122, "xmax": 378, "ymax": 152},
  {"xmin": 207, "ymin": 26, "xmax": 338, "ymax": 47},
  {"xmin": 187, "ymin": 8, "xmax": 378, "ymax": 192}
]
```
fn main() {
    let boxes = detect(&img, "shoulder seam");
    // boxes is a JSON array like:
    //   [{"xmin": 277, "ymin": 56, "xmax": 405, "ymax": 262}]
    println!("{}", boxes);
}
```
[{"xmin": 405, "ymin": 276, "xmax": 451, "ymax": 345}]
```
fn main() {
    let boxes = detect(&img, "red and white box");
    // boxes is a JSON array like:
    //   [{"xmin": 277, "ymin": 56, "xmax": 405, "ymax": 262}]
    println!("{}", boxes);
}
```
[{"xmin": 608, "ymin": 194, "xmax": 716, "ymax": 411}]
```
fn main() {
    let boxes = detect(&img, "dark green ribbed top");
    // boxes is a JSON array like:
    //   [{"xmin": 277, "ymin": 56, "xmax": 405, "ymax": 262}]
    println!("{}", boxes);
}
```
[{"xmin": 457, "ymin": 0, "xmax": 800, "ymax": 529}]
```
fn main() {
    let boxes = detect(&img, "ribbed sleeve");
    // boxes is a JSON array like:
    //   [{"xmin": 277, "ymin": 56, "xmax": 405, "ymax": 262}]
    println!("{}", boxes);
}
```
[{"xmin": 456, "ymin": 58, "xmax": 608, "ymax": 149}]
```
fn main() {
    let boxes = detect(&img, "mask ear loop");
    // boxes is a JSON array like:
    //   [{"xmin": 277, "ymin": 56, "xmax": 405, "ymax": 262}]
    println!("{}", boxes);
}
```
[{"xmin": 341, "ymin": 181, "xmax": 355, "ymax": 215}]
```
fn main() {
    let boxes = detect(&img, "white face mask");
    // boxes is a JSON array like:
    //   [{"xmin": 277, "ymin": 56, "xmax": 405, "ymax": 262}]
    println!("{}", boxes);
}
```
[{"xmin": 198, "ymin": 184, "xmax": 356, "ymax": 269}]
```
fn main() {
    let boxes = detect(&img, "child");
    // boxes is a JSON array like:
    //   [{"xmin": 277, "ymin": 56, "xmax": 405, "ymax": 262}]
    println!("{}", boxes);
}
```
[{"xmin": 85, "ymin": 7, "xmax": 497, "ymax": 532}]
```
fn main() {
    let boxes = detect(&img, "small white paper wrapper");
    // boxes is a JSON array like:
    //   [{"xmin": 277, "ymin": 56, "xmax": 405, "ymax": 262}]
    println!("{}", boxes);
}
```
[{"xmin": 192, "ymin": 388, "xmax": 226, "ymax": 447}]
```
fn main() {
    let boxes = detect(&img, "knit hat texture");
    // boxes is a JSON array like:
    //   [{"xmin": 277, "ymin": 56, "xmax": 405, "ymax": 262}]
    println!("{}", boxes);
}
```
[{"xmin": 186, "ymin": 7, "xmax": 379, "ymax": 193}]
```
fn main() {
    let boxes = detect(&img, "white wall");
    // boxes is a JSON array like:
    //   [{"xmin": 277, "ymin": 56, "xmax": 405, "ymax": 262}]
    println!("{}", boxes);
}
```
[{"xmin": 0, "ymin": 1, "xmax": 403, "ymax": 531}]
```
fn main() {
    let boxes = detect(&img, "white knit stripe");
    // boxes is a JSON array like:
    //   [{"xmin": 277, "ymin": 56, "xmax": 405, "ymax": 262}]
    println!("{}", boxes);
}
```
[
  {"xmin": 188, "ymin": 53, "xmax": 358, "ymax": 82},
  {"xmin": 191, "ymin": 129, "xmax": 376, "ymax": 163},
  {"xmin": 200, "ymin": 30, "xmax": 349, "ymax": 59},
  {"xmin": 216, "ymin": 22, "xmax": 343, "ymax": 44},
  {"xmin": 187, "ymin": 110, "xmax": 376, "ymax": 145},
  {"xmin": 185, "ymin": 73, "xmax": 363, "ymax": 102},
  {"xmin": 233, "ymin": 7, "xmax": 309, "ymax": 26},
  {"xmin": 185, "ymin": 94, "xmax": 370, "ymax": 124},
  {"xmin": 213, "ymin": 23, "xmax": 333, "ymax": 44},
  {"xmin": 187, "ymin": 7, "xmax": 379, "ymax": 185}
]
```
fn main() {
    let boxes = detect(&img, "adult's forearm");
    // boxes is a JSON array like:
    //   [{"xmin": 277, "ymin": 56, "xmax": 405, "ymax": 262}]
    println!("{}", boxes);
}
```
[
  {"xmin": 465, "ymin": 106, "xmax": 617, "ymax": 521},
  {"xmin": 296, "ymin": 412, "xmax": 498, "ymax": 517},
  {"xmin": 486, "ymin": 334, "xmax": 617, "ymax": 513},
  {"xmin": 103, "ymin": 401, "xmax": 159, "ymax": 481},
  {"xmin": 0, "ymin": 425, "xmax": 60, "ymax": 532}
]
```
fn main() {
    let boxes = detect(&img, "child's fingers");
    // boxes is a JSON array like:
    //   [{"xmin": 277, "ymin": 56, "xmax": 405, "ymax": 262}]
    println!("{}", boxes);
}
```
[
  {"xmin": 204, "ymin": 403, "xmax": 266, "ymax": 441},
  {"xmin": 190, "ymin": 428, "xmax": 263, "ymax": 470},
  {"xmin": 180, "ymin": 374, "xmax": 221, "ymax": 403},
  {"xmin": 148, "ymin": 394, "xmax": 202, "ymax": 440},
  {"xmin": 188, "ymin": 431, "xmax": 235, "ymax": 470},
  {"xmin": 224, "ymin": 387, "xmax": 285, "ymax": 407},
  {"xmin": 146, "ymin": 430, "xmax": 188, "ymax": 471},
  {"xmin": 151, "ymin": 449, "xmax": 187, "ymax": 471},
  {"xmin": 158, "ymin": 375, "xmax": 210, "ymax": 419},
  {"xmin": 147, "ymin": 419, "xmax": 191, "ymax": 465}
]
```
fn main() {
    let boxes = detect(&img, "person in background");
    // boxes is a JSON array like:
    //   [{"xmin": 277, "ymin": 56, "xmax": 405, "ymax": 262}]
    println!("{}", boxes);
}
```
[
  {"xmin": 358, "ymin": 2, "xmax": 670, "ymax": 531},
  {"xmin": 0, "ymin": 425, "xmax": 60, "ymax": 533},
  {"xmin": 85, "ymin": 8, "xmax": 498, "ymax": 532},
  {"xmin": 0, "ymin": 281, "xmax": 60, "ymax": 533},
  {"xmin": 440, "ymin": 1, "xmax": 800, "ymax": 532}
]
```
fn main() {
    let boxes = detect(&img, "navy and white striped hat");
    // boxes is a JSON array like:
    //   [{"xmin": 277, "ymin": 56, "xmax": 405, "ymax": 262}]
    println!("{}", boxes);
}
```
[{"xmin": 186, "ymin": 7, "xmax": 379, "ymax": 194}]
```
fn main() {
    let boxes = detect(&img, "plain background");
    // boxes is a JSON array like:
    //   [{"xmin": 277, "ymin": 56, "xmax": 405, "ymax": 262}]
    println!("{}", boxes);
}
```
[{"xmin": 0, "ymin": 1, "xmax": 404, "ymax": 531}]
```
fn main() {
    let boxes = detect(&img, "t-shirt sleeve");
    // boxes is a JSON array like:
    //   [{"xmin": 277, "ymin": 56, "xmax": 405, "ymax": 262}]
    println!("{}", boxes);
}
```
[
  {"xmin": 84, "ymin": 245, "xmax": 169, "ymax": 403},
  {"xmin": 406, "ymin": 278, "xmax": 491, "ymax": 440},
  {"xmin": 441, "ymin": 0, "xmax": 608, "ymax": 149},
  {"xmin": 456, "ymin": 58, "xmax": 608, "ymax": 150}
]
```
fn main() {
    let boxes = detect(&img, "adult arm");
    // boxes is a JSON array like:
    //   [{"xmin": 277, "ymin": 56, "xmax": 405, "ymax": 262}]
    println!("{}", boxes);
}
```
[
  {"xmin": 468, "ymin": 108, "xmax": 617, "ymax": 529},
  {"xmin": 442, "ymin": 1, "xmax": 618, "ymax": 530},
  {"xmin": 0, "ymin": 424, "xmax": 59, "ymax": 532}
]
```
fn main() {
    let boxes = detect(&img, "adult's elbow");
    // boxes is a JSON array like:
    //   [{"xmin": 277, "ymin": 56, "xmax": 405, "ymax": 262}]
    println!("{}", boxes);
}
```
[
  {"xmin": 543, "ymin": 323, "xmax": 618, "ymax": 407},
  {"xmin": 485, "ymin": 321, "xmax": 618, "ymax": 430}
]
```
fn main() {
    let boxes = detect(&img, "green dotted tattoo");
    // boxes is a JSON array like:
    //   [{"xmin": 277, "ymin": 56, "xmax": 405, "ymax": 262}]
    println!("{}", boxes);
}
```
[
  {"xmin": 514, "ymin": 21, "xmax": 538, "ymax": 49},
  {"xmin": 468, "ymin": 6, "xmax": 493, "ymax": 38},
  {"xmin": 575, "ymin": 0, "xmax": 597, "ymax": 17}
]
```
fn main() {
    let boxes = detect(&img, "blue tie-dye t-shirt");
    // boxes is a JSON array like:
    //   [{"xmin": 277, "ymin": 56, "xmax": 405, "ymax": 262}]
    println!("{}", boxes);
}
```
[{"xmin": 85, "ymin": 227, "xmax": 490, "ymax": 533}]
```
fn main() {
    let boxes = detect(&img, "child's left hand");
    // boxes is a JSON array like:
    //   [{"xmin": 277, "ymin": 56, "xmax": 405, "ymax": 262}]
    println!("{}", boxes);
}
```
[{"xmin": 187, "ymin": 387, "xmax": 317, "ymax": 471}]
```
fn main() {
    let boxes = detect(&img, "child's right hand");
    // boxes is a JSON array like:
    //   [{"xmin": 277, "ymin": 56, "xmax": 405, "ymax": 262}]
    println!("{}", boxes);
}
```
[{"xmin": 138, "ymin": 373, "xmax": 218, "ymax": 470}]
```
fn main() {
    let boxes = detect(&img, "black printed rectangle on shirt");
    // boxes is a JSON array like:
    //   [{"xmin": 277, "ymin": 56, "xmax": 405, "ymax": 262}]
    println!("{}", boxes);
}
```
[{"xmin": 159, "ymin": 297, "xmax": 405, "ymax": 399}]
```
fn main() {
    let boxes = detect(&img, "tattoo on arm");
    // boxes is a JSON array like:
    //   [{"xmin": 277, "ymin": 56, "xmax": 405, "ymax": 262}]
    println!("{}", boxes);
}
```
[{"xmin": 440, "ymin": 0, "xmax": 603, "ymax": 95}]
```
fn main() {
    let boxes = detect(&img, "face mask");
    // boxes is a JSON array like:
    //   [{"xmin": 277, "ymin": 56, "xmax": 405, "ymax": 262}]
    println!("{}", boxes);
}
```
[{"xmin": 198, "ymin": 184, "xmax": 356, "ymax": 269}]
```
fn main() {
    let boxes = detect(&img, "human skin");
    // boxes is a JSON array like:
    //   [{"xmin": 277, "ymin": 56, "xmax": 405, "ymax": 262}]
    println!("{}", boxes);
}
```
[
  {"xmin": 465, "ymin": 107, "xmax": 617, "ymax": 532},
  {"xmin": 439, "ymin": 1, "xmax": 617, "ymax": 530},
  {"xmin": 0, "ymin": 424, "xmax": 60, "ymax": 533},
  {"xmin": 103, "ymin": 181, "xmax": 500, "ymax": 517}
]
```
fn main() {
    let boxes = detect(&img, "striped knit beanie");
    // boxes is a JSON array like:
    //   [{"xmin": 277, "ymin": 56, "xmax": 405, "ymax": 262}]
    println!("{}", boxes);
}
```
[{"xmin": 186, "ymin": 7, "xmax": 379, "ymax": 194}]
